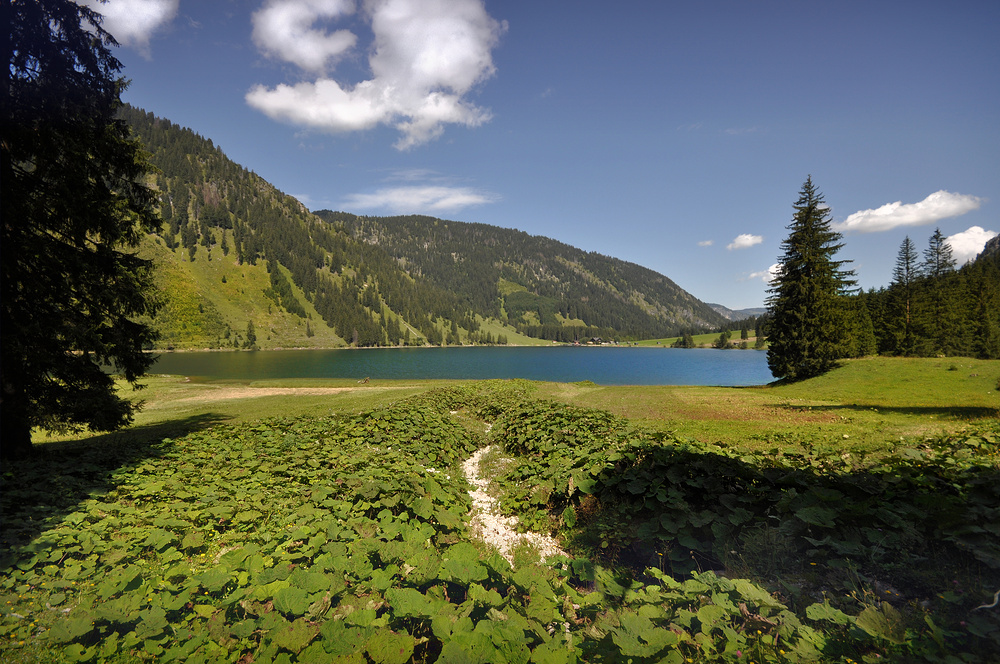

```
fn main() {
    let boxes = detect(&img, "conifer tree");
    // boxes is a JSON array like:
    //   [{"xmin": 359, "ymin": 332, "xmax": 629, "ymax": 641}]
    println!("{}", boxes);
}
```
[
  {"xmin": 766, "ymin": 177, "xmax": 855, "ymax": 380},
  {"xmin": 965, "ymin": 257, "xmax": 1000, "ymax": 359},
  {"xmin": 2, "ymin": 0, "xmax": 160, "ymax": 459},
  {"xmin": 244, "ymin": 321, "xmax": 257, "ymax": 349},
  {"xmin": 888, "ymin": 236, "xmax": 919, "ymax": 355},
  {"xmin": 918, "ymin": 228, "xmax": 961, "ymax": 355},
  {"xmin": 845, "ymin": 297, "xmax": 877, "ymax": 357}
]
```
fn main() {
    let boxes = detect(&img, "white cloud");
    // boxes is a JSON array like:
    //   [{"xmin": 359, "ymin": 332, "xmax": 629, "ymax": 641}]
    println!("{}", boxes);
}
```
[
  {"xmin": 946, "ymin": 226, "xmax": 998, "ymax": 265},
  {"xmin": 341, "ymin": 171, "xmax": 500, "ymax": 214},
  {"xmin": 748, "ymin": 263, "xmax": 781, "ymax": 284},
  {"xmin": 727, "ymin": 233, "xmax": 763, "ymax": 250},
  {"xmin": 252, "ymin": 0, "xmax": 357, "ymax": 73},
  {"xmin": 247, "ymin": 0, "xmax": 506, "ymax": 150},
  {"xmin": 697, "ymin": 240, "xmax": 714, "ymax": 247},
  {"xmin": 82, "ymin": 0, "xmax": 179, "ymax": 54},
  {"xmin": 835, "ymin": 190, "xmax": 984, "ymax": 233}
]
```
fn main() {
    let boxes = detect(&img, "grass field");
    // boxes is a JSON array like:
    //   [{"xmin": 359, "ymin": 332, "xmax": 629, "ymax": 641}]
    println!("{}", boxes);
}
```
[
  {"xmin": 5, "ymin": 356, "xmax": 999, "ymax": 663},
  {"xmin": 39, "ymin": 356, "xmax": 996, "ymax": 455},
  {"xmin": 634, "ymin": 329, "xmax": 760, "ymax": 348},
  {"xmin": 538, "ymin": 356, "xmax": 999, "ymax": 455}
]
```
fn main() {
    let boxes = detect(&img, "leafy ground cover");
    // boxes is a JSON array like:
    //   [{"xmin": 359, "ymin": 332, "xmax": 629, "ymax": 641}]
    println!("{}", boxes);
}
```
[
  {"xmin": 486, "ymin": 398, "xmax": 1000, "ymax": 661},
  {"xmin": 3, "ymin": 364, "xmax": 999, "ymax": 662}
]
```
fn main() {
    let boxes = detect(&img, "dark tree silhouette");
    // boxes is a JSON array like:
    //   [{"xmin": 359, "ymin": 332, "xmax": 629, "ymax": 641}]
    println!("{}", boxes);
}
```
[{"xmin": 1, "ymin": 0, "xmax": 160, "ymax": 459}]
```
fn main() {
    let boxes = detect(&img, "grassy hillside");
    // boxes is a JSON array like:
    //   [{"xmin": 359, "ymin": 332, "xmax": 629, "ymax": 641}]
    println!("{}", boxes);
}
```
[
  {"xmin": 143, "ymin": 236, "xmax": 345, "ymax": 350},
  {"xmin": 120, "ymin": 106, "xmax": 729, "ymax": 350}
]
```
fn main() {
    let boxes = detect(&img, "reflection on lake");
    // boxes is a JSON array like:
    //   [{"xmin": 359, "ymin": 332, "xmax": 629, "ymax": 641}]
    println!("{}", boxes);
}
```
[{"xmin": 150, "ymin": 346, "xmax": 773, "ymax": 386}]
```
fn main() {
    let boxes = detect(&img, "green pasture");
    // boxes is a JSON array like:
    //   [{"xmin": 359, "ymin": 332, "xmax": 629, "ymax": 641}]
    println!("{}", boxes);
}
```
[
  {"xmin": 539, "ymin": 356, "xmax": 999, "ymax": 455},
  {"xmin": 634, "ymin": 330, "xmax": 760, "ymax": 348},
  {"xmin": 38, "ymin": 356, "xmax": 998, "ymax": 453}
]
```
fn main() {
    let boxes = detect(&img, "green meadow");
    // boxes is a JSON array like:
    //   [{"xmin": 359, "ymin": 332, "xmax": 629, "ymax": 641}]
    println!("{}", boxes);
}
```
[{"xmin": 2, "ymin": 357, "xmax": 998, "ymax": 663}]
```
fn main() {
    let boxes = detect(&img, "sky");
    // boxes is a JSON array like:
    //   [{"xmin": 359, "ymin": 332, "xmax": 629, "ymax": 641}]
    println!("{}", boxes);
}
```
[{"xmin": 86, "ymin": 0, "xmax": 999, "ymax": 310}]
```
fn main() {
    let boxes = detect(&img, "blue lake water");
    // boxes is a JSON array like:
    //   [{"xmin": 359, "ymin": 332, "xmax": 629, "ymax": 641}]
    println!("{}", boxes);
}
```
[{"xmin": 149, "ymin": 346, "xmax": 774, "ymax": 386}]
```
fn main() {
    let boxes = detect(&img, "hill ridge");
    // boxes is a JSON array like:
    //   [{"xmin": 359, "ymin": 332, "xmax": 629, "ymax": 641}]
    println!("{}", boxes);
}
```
[{"xmin": 122, "ymin": 106, "xmax": 729, "ymax": 349}]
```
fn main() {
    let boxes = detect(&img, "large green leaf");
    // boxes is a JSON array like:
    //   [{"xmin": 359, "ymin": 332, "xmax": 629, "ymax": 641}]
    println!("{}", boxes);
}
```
[
  {"xmin": 273, "ymin": 617, "xmax": 319, "ymax": 653},
  {"xmin": 440, "ymin": 543, "xmax": 488, "ymax": 584},
  {"xmin": 274, "ymin": 586, "xmax": 312, "ymax": 616},
  {"xmin": 612, "ymin": 611, "xmax": 680, "ymax": 657},
  {"xmin": 805, "ymin": 601, "xmax": 852, "ymax": 625},
  {"xmin": 855, "ymin": 603, "xmax": 906, "ymax": 644},
  {"xmin": 366, "ymin": 631, "xmax": 417, "ymax": 664},
  {"xmin": 794, "ymin": 506, "xmax": 838, "ymax": 528},
  {"xmin": 49, "ymin": 617, "xmax": 95, "ymax": 644},
  {"xmin": 197, "ymin": 566, "xmax": 232, "ymax": 592}
]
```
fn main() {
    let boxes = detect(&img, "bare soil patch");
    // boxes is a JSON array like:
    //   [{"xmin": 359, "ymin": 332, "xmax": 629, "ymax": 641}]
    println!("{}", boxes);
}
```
[{"xmin": 172, "ymin": 385, "xmax": 408, "ymax": 404}]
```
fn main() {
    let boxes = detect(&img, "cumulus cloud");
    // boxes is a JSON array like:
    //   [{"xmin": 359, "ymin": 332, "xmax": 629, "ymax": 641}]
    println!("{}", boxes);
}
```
[
  {"xmin": 835, "ymin": 190, "xmax": 984, "ymax": 233},
  {"xmin": 252, "ymin": 0, "xmax": 357, "ymax": 73},
  {"xmin": 727, "ymin": 233, "xmax": 764, "ymax": 250},
  {"xmin": 697, "ymin": 240, "xmax": 714, "ymax": 247},
  {"xmin": 947, "ymin": 226, "xmax": 998, "ymax": 265},
  {"xmin": 247, "ymin": 0, "xmax": 506, "ymax": 150},
  {"xmin": 82, "ymin": 0, "xmax": 179, "ymax": 54},
  {"xmin": 748, "ymin": 263, "xmax": 781, "ymax": 284}
]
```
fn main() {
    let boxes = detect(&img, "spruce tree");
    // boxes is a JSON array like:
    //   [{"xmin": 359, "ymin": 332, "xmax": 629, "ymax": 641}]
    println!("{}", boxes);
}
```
[
  {"xmin": 2, "ymin": 0, "xmax": 160, "ymax": 459},
  {"xmin": 918, "ymin": 228, "xmax": 962, "ymax": 355},
  {"xmin": 965, "ymin": 257, "xmax": 1000, "ymax": 359},
  {"xmin": 888, "ymin": 236, "xmax": 919, "ymax": 355},
  {"xmin": 765, "ymin": 177, "xmax": 855, "ymax": 380},
  {"xmin": 923, "ymin": 228, "xmax": 956, "ymax": 279},
  {"xmin": 244, "ymin": 321, "xmax": 257, "ymax": 349}
]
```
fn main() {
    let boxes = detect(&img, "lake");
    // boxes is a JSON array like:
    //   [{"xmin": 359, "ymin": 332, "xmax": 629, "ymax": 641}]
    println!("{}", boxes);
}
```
[{"xmin": 149, "ymin": 346, "xmax": 774, "ymax": 386}]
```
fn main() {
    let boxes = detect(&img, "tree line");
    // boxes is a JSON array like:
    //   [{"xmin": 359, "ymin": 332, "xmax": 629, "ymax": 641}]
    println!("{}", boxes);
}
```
[
  {"xmin": 855, "ymin": 230, "xmax": 999, "ymax": 359},
  {"xmin": 764, "ymin": 177, "xmax": 999, "ymax": 382}
]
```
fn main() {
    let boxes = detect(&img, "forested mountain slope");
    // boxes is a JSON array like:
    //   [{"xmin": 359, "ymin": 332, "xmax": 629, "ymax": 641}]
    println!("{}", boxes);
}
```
[
  {"xmin": 123, "ymin": 106, "xmax": 726, "ymax": 348},
  {"xmin": 316, "ymin": 212, "xmax": 728, "ymax": 340}
]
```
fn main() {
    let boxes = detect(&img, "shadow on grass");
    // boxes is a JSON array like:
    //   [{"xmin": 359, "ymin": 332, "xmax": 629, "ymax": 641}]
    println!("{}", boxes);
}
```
[
  {"xmin": 565, "ymin": 431, "xmax": 1000, "ymax": 605},
  {"xmin": 0, "ymin": 413, "xmax": 229, "ymax": 555},
  {"xmin": 775, "ymin": 403, "xmax": 1000, "ymax": 420}
]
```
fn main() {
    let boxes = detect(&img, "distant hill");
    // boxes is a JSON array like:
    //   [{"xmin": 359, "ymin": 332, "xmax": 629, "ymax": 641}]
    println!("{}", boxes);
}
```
[
  {"xmin": 315, "ymin": 212, "xmax": 729, "ymax": 341},
  {"xmin": 707, "ymin": 303, "xmax": 767, "ymax": 321},
  {"xmin": 122, "ymin": 106, "xmax": 729, "ymax": 349}
]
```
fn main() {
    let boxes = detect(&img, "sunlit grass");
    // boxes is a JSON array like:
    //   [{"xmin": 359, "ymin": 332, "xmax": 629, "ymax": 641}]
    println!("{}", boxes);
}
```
[
  {"xmin": 33, "ymin": 356, "xmax": 999, "ymax": 457},
  {"xmin": 535, "ymin": 356, "xmax": 1000, "ymax": 453}
]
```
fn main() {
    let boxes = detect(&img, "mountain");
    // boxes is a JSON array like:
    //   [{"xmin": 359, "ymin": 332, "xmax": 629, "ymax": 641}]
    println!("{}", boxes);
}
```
[
  {"xmin": 315, "ymin": 212, "xmax": 728, "ymax": 341},
  {"xmin": 978, "ymin": 235, "xmax": 1000, "ymax": 263},
  {"xmin": 707, "ymin": 303, "xmax": 767, "ymax": 321},
  {"xmin": 122, "ymin": 106, "xmax": 728, "ymax": 349}
]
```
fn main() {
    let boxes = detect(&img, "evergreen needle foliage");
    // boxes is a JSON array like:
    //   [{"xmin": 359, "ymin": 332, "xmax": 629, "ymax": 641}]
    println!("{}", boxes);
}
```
[
  {"xmin": 1, "ymin": 0, "xmax": 161, "ymax": 460},
  {"xmin": 766, "ymin": 177, "xmax": 856, "ymax": 381}
]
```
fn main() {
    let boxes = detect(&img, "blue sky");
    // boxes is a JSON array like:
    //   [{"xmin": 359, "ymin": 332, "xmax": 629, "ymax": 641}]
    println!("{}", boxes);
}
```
[{"xmin": 88, "ymin": 0, "xmax": 999, "ymax": 310}]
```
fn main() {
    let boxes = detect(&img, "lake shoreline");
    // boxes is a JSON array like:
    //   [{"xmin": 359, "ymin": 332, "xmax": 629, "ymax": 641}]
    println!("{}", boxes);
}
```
[
  {"xmin": 147, "ymin": 344, "xmax": 768, "ymax": 353},
  {"xmin": 144, "ymin": 345, "xmax": 775, "ymax": 387}
]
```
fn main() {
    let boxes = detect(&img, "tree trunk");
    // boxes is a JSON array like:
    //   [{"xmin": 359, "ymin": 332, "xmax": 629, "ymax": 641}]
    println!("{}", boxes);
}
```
[{"xmin": 0, "ymin": 399, "xmax": 34, "ymax": 462}]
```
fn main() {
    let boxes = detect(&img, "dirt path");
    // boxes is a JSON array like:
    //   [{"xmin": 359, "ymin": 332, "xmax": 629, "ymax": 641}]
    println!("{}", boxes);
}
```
[
  {"xmin": 172, "ymin": 385, "xmax": 408, "ymax": 404},
  {"xmin": 462, "ymin": 445, "xmax": 568, "ymax": 566}
]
